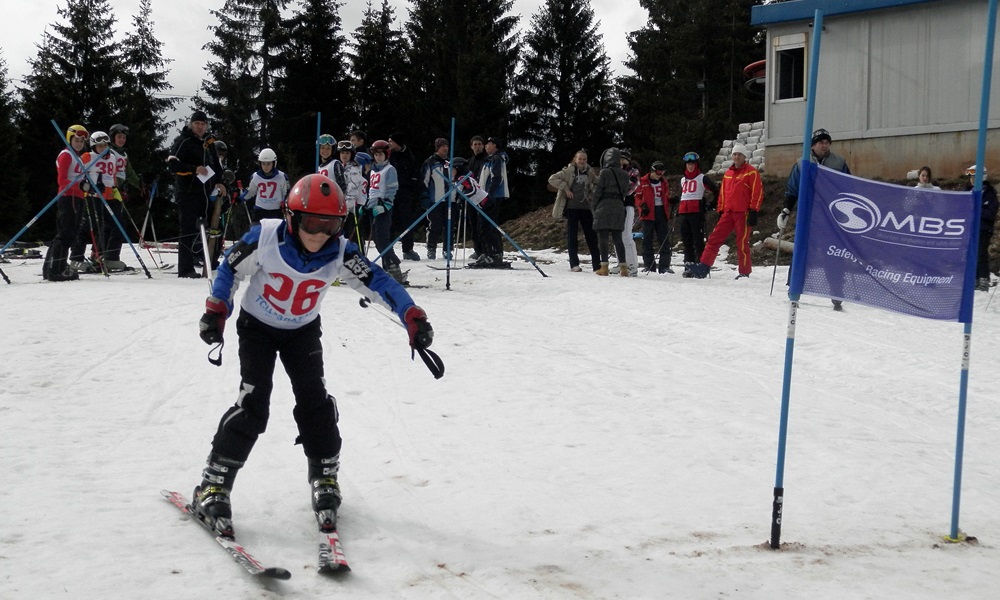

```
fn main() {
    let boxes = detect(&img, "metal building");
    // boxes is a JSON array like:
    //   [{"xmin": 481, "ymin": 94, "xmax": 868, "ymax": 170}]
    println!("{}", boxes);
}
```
[{"xmin": 752, "ymin": 0, "xmax": 999, "ymax": 180}]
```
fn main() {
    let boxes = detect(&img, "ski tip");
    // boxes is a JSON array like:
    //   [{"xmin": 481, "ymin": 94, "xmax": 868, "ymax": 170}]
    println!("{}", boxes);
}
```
[
  {"xmin": 263, "ymin": 567, "xmax": 293, "ymax": 580},
  {"xmin": 318, "ymin": 563, "xmax": 352, "ymax": 575}
]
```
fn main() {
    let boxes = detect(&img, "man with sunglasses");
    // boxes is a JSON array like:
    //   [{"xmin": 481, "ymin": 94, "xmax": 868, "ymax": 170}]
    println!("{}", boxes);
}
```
[{"xmin": 192, "ymin": 173, "xmax": 434, "ymax": 540}]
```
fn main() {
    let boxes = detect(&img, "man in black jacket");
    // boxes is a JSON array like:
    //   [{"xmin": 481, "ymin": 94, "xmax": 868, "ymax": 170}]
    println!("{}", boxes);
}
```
[
  {"xmin": 388, "ymin": 132, "xmax": 421, "ymax": 261},
  {"xmin": 167, "ymin": 110, "xmax": 226, "ymax": 278}
]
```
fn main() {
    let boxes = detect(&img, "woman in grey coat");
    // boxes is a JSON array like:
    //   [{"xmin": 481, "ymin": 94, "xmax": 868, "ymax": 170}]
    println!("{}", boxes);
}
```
[{"xmin": 590, "ymin": 147, "xmax": 630, "ymax": 276}]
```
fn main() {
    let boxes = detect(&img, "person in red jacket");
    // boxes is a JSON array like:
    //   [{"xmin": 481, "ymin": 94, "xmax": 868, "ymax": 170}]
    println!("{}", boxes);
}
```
[
  {"xmin": 43, "ymin": 124, "xmax": 91, "ymax": 281},
  {"xmin": 676, "ymin": 152, "xmax": 719, "ymax": 267},
  {"xmin": 685, "ymin": 144, "xmax": 763, "ymax": 279},
  {"xmin": 634, "ymin": 161, "xmax": 673, "ymax": 273}
]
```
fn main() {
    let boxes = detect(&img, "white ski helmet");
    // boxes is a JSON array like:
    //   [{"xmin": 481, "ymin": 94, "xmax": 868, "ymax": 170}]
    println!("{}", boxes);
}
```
[
  {"xmin": 258, "ymin": 148, "xmax": 277, "ymax": 163},
  {"xmin": 90, "ymin": 131, "xmax": 110, "ymax": 146}
]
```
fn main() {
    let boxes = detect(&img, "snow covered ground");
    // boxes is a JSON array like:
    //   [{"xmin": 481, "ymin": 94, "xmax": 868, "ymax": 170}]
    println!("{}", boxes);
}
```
[{"xmin": 2, "ymin": 242, "xmax": 1000, "ymax": 599}]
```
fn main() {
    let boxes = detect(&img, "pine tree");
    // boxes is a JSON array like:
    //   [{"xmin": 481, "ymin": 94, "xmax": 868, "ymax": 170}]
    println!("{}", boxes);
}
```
[
  {"xmin": 18, "ymin": 0, "xmax": 123, "ymax": 238},
  {"xmin": 510, "ymin": 0, "xmax": 616, "ymax": 180},
  {"xmin": 619, "ymin": 0, "xmax": 763, "ymax": 171},
  {"xmin": 116, "ymin": 0, "xmax": 178, "ymax": 189},
  {"xmin": 0, "ymin": 54, "xmax": 29, "ymax": 238},
  {"xmin": 272, "ymin": 0, "xmax": 352, "ymax": 180},
  {"xmin": 405, "ymin": 0, "xmax": 520, "ymax": 145},
  {"xmin": 350, "ymin": 0, "xmax": 410, "ymax": 142},
  {"xmin": 200, "ymin": 0, "xmax": 289, "ymax": 176}
]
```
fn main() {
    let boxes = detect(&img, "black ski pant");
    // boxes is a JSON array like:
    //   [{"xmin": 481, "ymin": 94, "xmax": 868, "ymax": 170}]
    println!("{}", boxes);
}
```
[
  {"xmin": 476, "ymin": 198, "xmax": 503, "ymax": 259},
  {"xmin": 392, "ymin": 193, "xmax": 418, "ymax": 254},
  {"xmin": 977, "ymin": 229, "xmax": 994, "ymax": 280},
  {"xmin": 44, "ymin": 195, "xmax": 86, "ymax": 278},
  {"xmin": 101, "ymin": 199, "xmax": 127, "ymax": 261},
  {"xmin": 210, "ymin": 311, "xmax": 342, "ymax": 463},
  {"xmin": 597, "ymin": 228, "xmax": 627, "ymax": 264},
  {"xmin": 177, "ymin": 191, "xmax": 209, "ymax": 275},
  {"xmin": 641, "ymin": 205, "xmax": 670, "ymax": 270},
  {"xmin": 371, "ymin": 210, "xmax": 400, "ymax": 269},
  {"xmin": 565, "ymin": 208, "xmax": 600, "ymax": 271},
  {"xmin": 426, "ymin": 201, "xmax": 454, "ymax": 254},
  {"xmin": 678, "ymin": 212, "xmax": 706, "ymax": 264},
  {"xmin": 71, "ymin": 196, "xmax": 103, "ymax": 262}
]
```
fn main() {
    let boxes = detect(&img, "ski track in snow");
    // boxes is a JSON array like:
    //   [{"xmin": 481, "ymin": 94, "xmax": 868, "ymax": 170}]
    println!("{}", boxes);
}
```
[{"xmin": 2, "ymin": 242, "xmax": 1000, "ymax": 599}]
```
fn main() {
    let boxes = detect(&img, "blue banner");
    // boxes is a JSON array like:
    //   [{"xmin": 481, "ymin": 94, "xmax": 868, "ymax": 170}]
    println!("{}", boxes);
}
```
[{"xmin": 791, "ymin": 164, "xmax": 977, "ymax": 321}]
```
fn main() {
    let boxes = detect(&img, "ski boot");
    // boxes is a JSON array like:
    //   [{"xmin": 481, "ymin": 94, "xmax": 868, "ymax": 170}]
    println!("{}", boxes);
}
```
[
  {"xmin": 386, "ymin": 263, "xmax": 409, "ymax": 285},
  {"xmin": 191, "ymin": 453, "xmax": 243, "ymax": 538},
  {"xmin": 308, "ymin": 456, "xmax": 343, "ymax": 533}
]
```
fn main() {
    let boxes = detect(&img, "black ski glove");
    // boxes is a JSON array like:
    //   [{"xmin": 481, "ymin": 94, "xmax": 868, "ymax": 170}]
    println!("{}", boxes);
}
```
[
  {"xmin": 404, "ymin": 306, "xmax": 433, "ymax": 350},
  {"xmin": 640, "ymin": 203, "xmax": 650, "ymax": 217},
  {"xmin": 747, "ymin": 210, "xmax": 759, "ymax": 227},
  {"xmin": 199, "ymin": 297, "xmax": 228, "ymax": 345}
]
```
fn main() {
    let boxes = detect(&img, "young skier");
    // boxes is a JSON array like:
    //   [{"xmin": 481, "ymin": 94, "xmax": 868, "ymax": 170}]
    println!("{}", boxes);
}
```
[
  {"xmin": 242, "ymin": 148, "xmax": 290, "ymax": 221},
  {"xmin": 365, "ymin": 140, "xmax": 405, "ymax": 283},
  {"xmin": 43, "ymin": 124, "xmax": 90, "ymax": 281},
  {"xmin": 191, "ymin": 173, "xmax": 434, "ymax": 539}
]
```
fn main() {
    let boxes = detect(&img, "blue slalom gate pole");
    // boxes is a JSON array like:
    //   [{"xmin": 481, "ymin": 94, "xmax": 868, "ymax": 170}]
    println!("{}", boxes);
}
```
[
  {"xmin": 947, "ymin": 0, "xmax": 997, "ymax": 544},
  {"xmin": 0, "ymin": 181, "xmax": 83, "ymax": 255},
  {"xmin": 314, "ymin": 112, "xmax": 321, "ymax": 172},
  {"xmin": 770, "ymin": 8, "xmax": 824, "ymax": 549}
]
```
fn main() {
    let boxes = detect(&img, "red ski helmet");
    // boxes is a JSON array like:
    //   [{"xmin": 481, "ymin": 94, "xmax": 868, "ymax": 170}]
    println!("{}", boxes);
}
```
[{"xmin": 285, "ymin": 174, "xmax": 347, "ymax": 237}]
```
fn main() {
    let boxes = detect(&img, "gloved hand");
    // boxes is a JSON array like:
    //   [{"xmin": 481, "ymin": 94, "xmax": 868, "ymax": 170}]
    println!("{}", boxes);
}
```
[
  {"xmin": 372, "ymin": 204, "xmax": 386, "ymax": 217},
  {"xmin": 777, "ymin": 208, "xmax": 791, "ymax": 230},
  {"xmin": 403, "ymin": 306, "xmax": 433, "ymax": 350},
  {"xmin": 238, "ymin": 190, "xmax": 248, "ymax": 203},
  {"xmin": 639, "ymin": 203, "xmax": 650, "ymax": 217},
  {"xmin": 79, "ymin": 180, "xmax": 91, "ymax": 193},
  {"xmin": 747, "ymin": 209, "xmax": 758, "ymax": 227},
  {"xmin": 95, "ymin": 179, "xmax": 106, "ymax": 194},
  {"xmin": 199, "ymin": 297, "xmax": 228, "ymax": 345}
]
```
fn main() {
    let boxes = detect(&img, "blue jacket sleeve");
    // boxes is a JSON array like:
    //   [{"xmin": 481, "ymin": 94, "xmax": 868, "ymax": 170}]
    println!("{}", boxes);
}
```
[
  {"xmin": 339, "ymin": 239, "xmax": 415, "ymax": 322},
  {"xmin": 210, "ymin": 225, "xmax": 262, "ymax": 314},
  {"xmin": 784, "ymin": 162, "xmax": 802, "ymax": 211}
]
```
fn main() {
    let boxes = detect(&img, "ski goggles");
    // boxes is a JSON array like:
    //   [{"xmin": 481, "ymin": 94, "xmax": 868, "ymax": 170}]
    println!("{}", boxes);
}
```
[
  {"xmin": 296, "ymin": 213, "xmax": 344, "ymax": 237},
  {"xmin": 682, "ymin": 152, "xmax": 699, "ymax": 162},
  {"xmin": 69, "ymin": 128, "xmax": 89, "ymax": 140},
  {"xmin": 317, "ymin": 134, "xmax": 336, "ymax": 146},
  {"xmin": 337, "ymin": 140, "xmax": 354, "ymax": 151}
]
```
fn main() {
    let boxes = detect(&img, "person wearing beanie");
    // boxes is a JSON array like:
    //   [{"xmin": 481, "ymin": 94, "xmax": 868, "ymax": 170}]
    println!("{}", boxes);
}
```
[
  {"xmin": 634, "ymin": 160, "xmax": 673, "ymax": 273},
  {"xmin": 778, "ymin": 127, "xmax": 851, "ymax": 309},
  {"xmin": 685, "ymin": 144, "xmax": 763, "ymax": 280},
  {"xmin": 167, "ymin": 109, "xmax": 227, "ymax": 278},
  {"xmin": 388, "ymin": 132, "xmax": 421, "ymax": 261}
]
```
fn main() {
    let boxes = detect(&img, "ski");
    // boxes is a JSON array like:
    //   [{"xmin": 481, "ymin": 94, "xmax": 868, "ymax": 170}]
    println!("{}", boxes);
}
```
[
  {"xmin": 161, "ymin": 489, "xmax": 292, "ymax": 580},
  {"xmin": 317, "ymin": 527, "xmax": 351, "ymax": 573}
]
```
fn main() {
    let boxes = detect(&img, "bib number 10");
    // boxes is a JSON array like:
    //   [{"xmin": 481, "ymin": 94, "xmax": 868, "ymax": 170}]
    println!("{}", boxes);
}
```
[{"xmin": 262, "ymin": 273, "xmax": 326, "ymax": 315}]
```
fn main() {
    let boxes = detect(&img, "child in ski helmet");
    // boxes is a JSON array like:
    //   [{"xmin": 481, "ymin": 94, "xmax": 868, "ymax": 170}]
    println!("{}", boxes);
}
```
[
  {"xmin": 242, "ymin": 147, "xmax": 290, "ymax": 221},
  {"xmin": 190, "ymin": 173, "xmax": 435, "ymax": 541}
]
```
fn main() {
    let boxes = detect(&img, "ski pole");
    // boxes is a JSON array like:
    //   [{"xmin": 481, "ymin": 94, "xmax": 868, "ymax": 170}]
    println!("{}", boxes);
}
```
[
  {"xmin": 770, "ymin": 226, "xmax": 785, "ymax": 296},
  {"xmin": 198, "ymin": 217, "xmax": 224, "ymax": 366},
  {"xmin": 357, "ymin": 296, "xmax": 445, "ymax": 379},
  {"xmin": 122, "ymin": 202, "xmax": 165, "ymax": 269}
]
